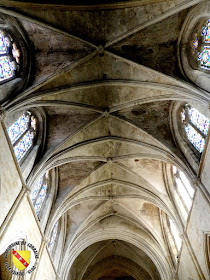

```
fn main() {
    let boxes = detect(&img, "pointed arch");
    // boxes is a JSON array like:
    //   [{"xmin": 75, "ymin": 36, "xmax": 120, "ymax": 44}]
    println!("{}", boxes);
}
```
[
  {"xmin": 7, "ymin": 111, "xmax": 37, "ymax": 162},
  {"xmin": 170, "ymin": 101, "xmax": 210, "ymax": 172},
  {"xmin": 5, "ymin": 107, "xmax": 46, "ymax": 179},
  {"xmin": 45, "ymin": 214, "xmax": 67, "ymax": 271},
  {"xmin": 181, "ymin": 104, "xmax": 209, "ymax": 154},
  {"xmin": 29, "ymin": 167, "xmax": 58, "ymax": 231},
  {"xmin": 0, "ymin": 12, "xmax": 32, "ymax": 103},
  {"xmin": 164, "ymin": 163, "xmax": 195, "ymax": 225},
  {"xmin": 161, "ymin": 211, "xmax": 182, "ymax": 269},
  {"xmin": 178, "ymin": 1, "xmax": 210, "ymax": 92},
  {"xmin": 48, "ymin": 220, "xmax": 59, "ymax": 257}
]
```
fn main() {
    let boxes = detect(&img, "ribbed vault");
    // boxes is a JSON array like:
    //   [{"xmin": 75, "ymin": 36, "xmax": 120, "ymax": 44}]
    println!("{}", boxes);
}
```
[{"xmin": 0, "ymin": 1, "xmax": 206, "ymax": 279}]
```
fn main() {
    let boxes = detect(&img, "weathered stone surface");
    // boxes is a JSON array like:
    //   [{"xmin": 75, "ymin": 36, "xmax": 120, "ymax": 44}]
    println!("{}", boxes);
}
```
[
  {"xmin": 0, "ymin": 2, "xmax": 209, "ymax": 280},
  {"xmin": 109, "ymin": 10, "xmax": 189, "ymax": 78}
]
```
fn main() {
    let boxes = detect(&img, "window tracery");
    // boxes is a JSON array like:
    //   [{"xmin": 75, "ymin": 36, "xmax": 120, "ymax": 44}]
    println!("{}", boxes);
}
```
[
  {"xmin": 172, "ymin": 166, "xmax": 194, "ymax": 216},
  {"xmin": 197, "ymin": 20, "xmax": 210, "ymax": 70},
  {"xmin": 0, "ymin": 30, "xmax": 20, "ymax": 83},
  {"xmin": 164, "ymin": 215, "xmax": 182, "ymax": 264},
  {"xmin": 7, "ymin": 112, "xmax": 37, "ymax": 162},
  {"xmin": 30, "ymin": 171, "xmax": 49, "ymax": 218},
  {"xmin": 189, "ymin": 19, "xmax": 210, "ymax": 71},
  {"xmin": 179, "ymin": 3, "xmax": 210, "ymax": 92},
  {"xmin": 169, "ymin": 218, "xmax": 182, "ymax": 252},
  {"xmin": 181, "ymin": 105, "xmax": 209, "ymax": 153},
  {"xmin": 48, "ymin": 221, "xmax": 58, "ymax": 255}
]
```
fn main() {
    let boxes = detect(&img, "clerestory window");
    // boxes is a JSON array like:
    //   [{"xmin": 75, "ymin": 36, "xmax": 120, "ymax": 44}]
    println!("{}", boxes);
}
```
[
  {"xmin": 0, "ymin": 29, "xmax": 20, "ymax": 83},
  {"xmin": 164, "ymin": 215, "xmax": 182, "ymax": 265},
  {"xmin": 197, "ymin": 19, "xmax": 210, "ymax": 70},
  {"xmin": 190, "ymin": 19, "xmax": 210, "ymax": 71},
  {"xmin": 181, "ymin": 104, "xmax": 209, "ymax": 154},
  {"xmin": 7, "ymin": 112, "xmax": 37, "ymax": 162},
  {"xmin": 168, "ymin": 218, "xmax": 182, "ymax": 256},
  {"xmin": 172, "ymin": 166, "xmax": 195, "ymax": 218},
  {"xmin": 48, "ymin": 221, "xmax": 59, "ymax": 256},
  {"xmin": 30, "ymin": 172, "xmax": 49, "ymax": 218}
]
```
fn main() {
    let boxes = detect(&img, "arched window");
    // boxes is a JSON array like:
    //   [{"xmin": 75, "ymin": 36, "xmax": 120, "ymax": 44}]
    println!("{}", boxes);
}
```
[
  {"xmin": 30, "ymin": 172, "xmax": 49, "ymax": 218},
  {"xmin": 0, "ymin": 29, "xmax": 20, "ymax": 83},
  {"xmin": 181, "ymin": 104, "xmax": 209, "ymax": 154},
  {"xmin": 179, "ymin": 2, "xmax": 210, "ymax": 92},
  {"xmin": 7, "ymin": 111, "xmax": 37, "ymax": 162},
  {"xmin": 172, "ymin": 166, "xmax": 195, "ymax": 220},
  {"xmin": 169, "ymin": 218, "xmax": 182, "ymax": 254},
  {"xmin": 164, "ymin": 215, "xmax": 182, "ymax": 265},
  {"xmin": 189, "ymin": 19, "xmax": 210, "ymax": 71},
  {"xmin": 197, "ymin": 20, "xmax": 210, "ymax": 70},
  {"xmin": 48, "ymin": 221, "xmax": 58, "ymax": 255}
]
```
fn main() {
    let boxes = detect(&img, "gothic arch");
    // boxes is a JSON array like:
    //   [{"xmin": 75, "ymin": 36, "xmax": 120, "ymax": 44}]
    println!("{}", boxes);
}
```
[
  {"xmin": 0, "ymin": 12, "xmax": 32, "ymax": 103},
  {"xmin": 81, "ymin": 256, "xmax": 143, "ymax": 280},
  {"xmin": 0, "ymin": 2, "xmax": 209, "ymax": 280},
  {"xmin": 4, "ymin": 107, "xmax": 46, "ymax": 180},
  {"xmin": 170, "ymin": 101, "xmax": 210, "ymax": 173},
  {"xmin": 163, "ymin": 163, "xmax": 196, "ymax": 224},
  {"xmin": 60, "ymin": 228, "xmax": 172, "ymax": 280},
  {"xmin": 178, "ymin": 1, "xmax": 210, "ymax": 92}
]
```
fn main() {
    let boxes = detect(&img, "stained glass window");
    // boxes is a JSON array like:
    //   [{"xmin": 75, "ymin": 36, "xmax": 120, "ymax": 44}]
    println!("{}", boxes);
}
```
[
  {"xmin": 198, "ymin": 47, "xmax": 210, "ymax": 70},
  {"xmin": 31, "ymin": 176, "xmax": 43, "ymax": 204},
  {"xmin": 181, "ymin": 111, "xmax": 186, "ymax": 122},
  {"xmin": 48, "ymin": 221, "xmax": 58, "ymax": 255},
  {"xmin": 173, "ymin": 166, "xmax": 195, "ymax": 216},
  {"xmin": 185, "ymin": 125, "xmax": 205, "ymax": 153},
  {"xmin": 188, "ymin": 107, "xmax": 209, "ymax": 135},
  {"xmin": 30, "ymin": 172, "xmax": 49, "ymax": 218},
  {"xmin": 0, "ymin": 30, "xmax": 20, "ymax": 83},
  {"xmin": 196, "ymin": 19, "xmax": 210, "ymax": 71},
  {"xmin": 7, "ymin": 114, "xmax": 30, "ymax": 144},
  {"xmin": 13, "ymin": 131, "xmax": 35, "ymax": 161},
  {"xmin": 34, "ymin": 183, "xmax": 48, "ymax": 216},
  {"xmin": 7, "ymin": 112, "xmax": 37, "ymax": 162},
  {"xmin": 181, "ymin": 105, "xmax": 210, "ymax": 153},
  {"xmin": 192, "ymin": 37, "xmax": 198, "ymax": 51},
  {"xmin": 202, "ymin": 19, "xmax": 210, "ymax": 43}
]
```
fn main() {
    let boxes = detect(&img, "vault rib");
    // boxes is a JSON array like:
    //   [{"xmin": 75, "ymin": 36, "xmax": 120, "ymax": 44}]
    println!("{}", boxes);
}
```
[
  {"xmin": 0, "ymin": 6, "xmax": 97, "ymax": 48},
  {"xmin": 27, "ymin": 114, "xmax": 104, "ymax": 184},
  {"xmin": 10, "ymin": 80, "xmax": 208, "ymax": 105},
  {"xmin": 104, "ymin": 50, "xmax": 208, "ymax": 93},
  {"xmin": 0, "ymin": 0, "xmax": 181, "ymax": 11},
  {"xmin": 7, "ymin": 101, "xmax": 104, "ymax": 114},
  {"xmin": 4, "ymin": 49, "xmax": 99, "ymax": 109},
  {"xmin": 105, "ymin": 0, "xmax": 203, "ymax": 48}
]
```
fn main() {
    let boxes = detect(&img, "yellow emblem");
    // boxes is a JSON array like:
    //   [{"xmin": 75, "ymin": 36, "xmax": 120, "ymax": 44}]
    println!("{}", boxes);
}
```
[{"xmin": 12, "ymin": 250, "xmax": 30, "ymax": 271}]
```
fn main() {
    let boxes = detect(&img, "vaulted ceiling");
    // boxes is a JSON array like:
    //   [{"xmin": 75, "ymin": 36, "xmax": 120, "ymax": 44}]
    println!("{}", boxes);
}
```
[{"xmin": 1, "ymin": 1, "xmax": 207, "ymax": 279}]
